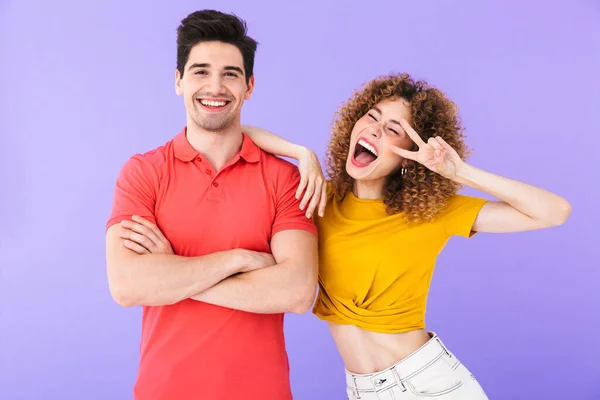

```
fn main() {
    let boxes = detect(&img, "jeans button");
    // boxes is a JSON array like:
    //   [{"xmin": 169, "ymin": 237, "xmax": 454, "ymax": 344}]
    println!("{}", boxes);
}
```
[{"xmin": 374, "ymin": 378, "xmax": 387, "ymax": 387}]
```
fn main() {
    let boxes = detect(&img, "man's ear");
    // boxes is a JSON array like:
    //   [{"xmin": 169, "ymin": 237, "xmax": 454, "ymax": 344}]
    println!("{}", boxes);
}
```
[
  {"xmin": 175, "ymin": 70, "xmax": 183, "ymax": 96},
  {"xmin": 244, "ymin": 75, "xmax": 255, "ymax": 100}
]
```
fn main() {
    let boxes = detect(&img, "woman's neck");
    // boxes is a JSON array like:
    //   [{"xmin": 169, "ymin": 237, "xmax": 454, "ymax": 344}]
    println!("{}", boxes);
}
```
[{"xmin": 352, "ymin": 178, "xmax": 386, "ymax": 200}]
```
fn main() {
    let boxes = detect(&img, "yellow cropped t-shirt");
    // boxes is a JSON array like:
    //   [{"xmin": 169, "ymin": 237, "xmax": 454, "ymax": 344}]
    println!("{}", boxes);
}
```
[{"xmin": 312, "ymin": 183, "xmax": 487, "ymax": 334}]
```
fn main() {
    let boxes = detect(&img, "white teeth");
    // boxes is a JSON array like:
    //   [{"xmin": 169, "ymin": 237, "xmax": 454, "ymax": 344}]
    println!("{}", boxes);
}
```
[
  {"xmin": 358, "ymin": 139, "xmax": 378, "ymax": 157},
  {"xmin": 199, "ymin": 99, "xmax": 227, "ymax": 107}
]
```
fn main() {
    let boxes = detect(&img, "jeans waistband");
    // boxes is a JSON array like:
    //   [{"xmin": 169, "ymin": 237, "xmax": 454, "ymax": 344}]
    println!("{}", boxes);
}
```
[{"xmin": 345, "ymin": 333, "xmax": 455, "ymax": 393}]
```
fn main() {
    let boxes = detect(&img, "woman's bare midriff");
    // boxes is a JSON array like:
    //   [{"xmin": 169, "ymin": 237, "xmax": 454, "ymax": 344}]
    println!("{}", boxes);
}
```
[{"xmin": 328, "ymin": 322, "xmax": 432, "ymax": 374}]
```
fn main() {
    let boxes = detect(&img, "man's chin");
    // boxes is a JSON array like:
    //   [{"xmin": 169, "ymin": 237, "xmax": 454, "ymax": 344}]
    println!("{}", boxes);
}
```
[{"xmin": 193, "ymin": 117, "xmax": 233, "ymax": 132}]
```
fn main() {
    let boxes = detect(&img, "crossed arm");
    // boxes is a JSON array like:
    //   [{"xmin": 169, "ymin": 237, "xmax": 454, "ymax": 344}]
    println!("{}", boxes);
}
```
[
  {"xmin": 106, "ymin": 221, "xmax": 318, "ymax": 313},
  {"xmin": 106, "ymin": 223, "xmax": 249, "ymax": 307},
  {"xmin": 190, "ymin": 229, "xmax": 318, "ymax": 313}
]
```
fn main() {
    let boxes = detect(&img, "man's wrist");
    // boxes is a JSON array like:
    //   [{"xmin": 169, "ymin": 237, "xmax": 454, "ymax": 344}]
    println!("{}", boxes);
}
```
[{"xmin": 226, "ymin": 248, "xmax": 246, "ymax": 274}]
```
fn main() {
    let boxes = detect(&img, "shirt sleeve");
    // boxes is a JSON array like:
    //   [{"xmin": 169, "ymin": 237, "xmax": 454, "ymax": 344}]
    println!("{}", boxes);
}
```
[
  {"xmin": 106, "ymin": 155, "xmax": 159, "ymax": 231},
  {"xmin": 272, "ymin": 165, "xmax": 319, "ymax": 237},
  {"xmin": 441, "ymin": 195, "xmax": 488, "ymax": 238}
]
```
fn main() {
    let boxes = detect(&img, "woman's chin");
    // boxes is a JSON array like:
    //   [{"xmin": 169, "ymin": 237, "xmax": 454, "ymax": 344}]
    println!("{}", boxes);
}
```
[{"xmin": 346, "ymin": 160, "xmax": 376, "ymax": 181}]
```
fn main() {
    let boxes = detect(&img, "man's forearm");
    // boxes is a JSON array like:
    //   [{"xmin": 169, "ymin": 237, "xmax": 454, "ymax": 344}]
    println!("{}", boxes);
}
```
[
  {"xmin": 108, "ymin": 250, "xmax": 242, "ymax": 307},
  {"xmin": 191, "ymin": 261, "xmax": 317, "ymax": 314}
]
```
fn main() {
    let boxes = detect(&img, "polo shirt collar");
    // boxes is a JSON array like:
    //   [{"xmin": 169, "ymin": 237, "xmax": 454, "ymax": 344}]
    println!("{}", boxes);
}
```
[
  {"xmin": 238, "ymin": 132, "xmax": 261, "ymax": 163},
  {"xmin": 173, "ymin": 128, "xmax": 197, "ymax": 162},
  {"xmin": 173, "ymin": 127, "xmax": 260, "ymax": 163}
]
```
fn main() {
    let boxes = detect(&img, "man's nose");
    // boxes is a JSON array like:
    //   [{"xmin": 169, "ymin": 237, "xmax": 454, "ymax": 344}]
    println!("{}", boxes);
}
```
[{"xmin": 206, "ymin": 75, "xmax": 225, "ymax": 95}]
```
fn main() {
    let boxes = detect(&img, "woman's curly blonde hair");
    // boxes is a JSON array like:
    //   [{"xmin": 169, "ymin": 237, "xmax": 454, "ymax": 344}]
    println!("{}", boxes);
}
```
[{"xmin": 326, "ymin": 73, "xmax": 470, "ymax": 222}]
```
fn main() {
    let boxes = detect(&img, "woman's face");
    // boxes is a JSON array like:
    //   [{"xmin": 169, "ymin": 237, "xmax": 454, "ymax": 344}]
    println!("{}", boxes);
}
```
[{"xmin": 345, "ymin": 97, "xmax": 414, "ymax": 181}]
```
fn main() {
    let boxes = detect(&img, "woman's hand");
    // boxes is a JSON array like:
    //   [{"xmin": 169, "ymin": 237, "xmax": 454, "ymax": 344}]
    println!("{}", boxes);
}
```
[
  {"xmin": 295, "ymin": 147, "xmax": 328, "ymax": 218},
  {"xmin": 390, "ymin": 119, "xmax": 465, "ymax": 180}
]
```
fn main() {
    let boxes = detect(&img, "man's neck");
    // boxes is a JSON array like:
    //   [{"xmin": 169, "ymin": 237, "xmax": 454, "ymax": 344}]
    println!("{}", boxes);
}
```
[{"xmin": 186, "ymin": 123, "xmax": 243, "ymax": 171}]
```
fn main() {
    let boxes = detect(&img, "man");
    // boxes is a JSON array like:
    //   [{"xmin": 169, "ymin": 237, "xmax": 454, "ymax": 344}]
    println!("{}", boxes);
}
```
[{"xmin": 105, "ymin": 10, "xmax": 318, "ymax": 400}]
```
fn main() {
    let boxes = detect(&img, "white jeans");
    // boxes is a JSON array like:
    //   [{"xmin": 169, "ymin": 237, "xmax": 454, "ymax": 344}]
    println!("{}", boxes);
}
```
[{"xmin": 345, "ymin": 333, "xmax": 488, "ymax": 399}]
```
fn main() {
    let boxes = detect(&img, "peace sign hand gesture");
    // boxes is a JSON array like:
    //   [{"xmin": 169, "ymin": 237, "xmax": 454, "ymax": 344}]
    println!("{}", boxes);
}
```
[{"xmin": 390, "ymin": 119, "xmax": 464, "ymax": 180}]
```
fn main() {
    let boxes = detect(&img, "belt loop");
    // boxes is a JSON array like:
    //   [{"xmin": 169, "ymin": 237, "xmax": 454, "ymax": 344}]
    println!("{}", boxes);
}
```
[
  {"xmin": 391, "ymin": 366, "xmax": 407, "ymax": 392},
  {"xmin": 353, "ymin": 376, "xmax": 361, "ymax": 399},
  {"xmin": 436, "ymin": 337, "xmax": 451, "ymax": 357}
]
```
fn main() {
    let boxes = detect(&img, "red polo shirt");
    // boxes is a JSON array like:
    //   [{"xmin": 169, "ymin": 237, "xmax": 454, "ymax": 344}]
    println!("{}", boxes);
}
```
[{"xmin": 106, "ymin": 128, "xmax": 317, "ymax": 400}]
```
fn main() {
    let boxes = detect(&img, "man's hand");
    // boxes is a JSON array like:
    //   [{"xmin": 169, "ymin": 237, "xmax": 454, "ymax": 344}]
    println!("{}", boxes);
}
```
[
  {"xmin": 119, "ymin": 215, "xmax": 174, "ymax": 255},
  {"xmin": 236, "ymin": 250, "xmax": 276, "ymax": 272},
  {"xmin": 119, "ymin": 216, "xmax": 275, "ymax": 272}
]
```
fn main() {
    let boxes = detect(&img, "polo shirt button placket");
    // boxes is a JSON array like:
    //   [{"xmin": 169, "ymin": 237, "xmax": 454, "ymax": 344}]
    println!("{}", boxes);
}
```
[
  {"xmin": 207, "ymin": 181, "xmax": 222, "ymax": 201},
  {"xmin": 206, "ymin": 170, "xmax": 220, "ymax": 187},
  {"xmin": 204, "ymin": 167, "xmax": 223, "ymax": 201}
]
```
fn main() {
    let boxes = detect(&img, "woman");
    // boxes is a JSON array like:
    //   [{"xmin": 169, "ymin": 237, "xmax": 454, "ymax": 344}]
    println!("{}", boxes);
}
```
[
  {"xmin": 121, "ymin": 73, "xmax": 571, "ymax": 399},
  {"xmin": 240, "ymin": 73, "xmax": 571, "ymax": 399}
]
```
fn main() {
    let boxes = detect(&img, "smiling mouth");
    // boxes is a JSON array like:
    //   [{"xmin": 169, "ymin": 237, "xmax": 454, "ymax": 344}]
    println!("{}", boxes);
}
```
[
  {"xmin": 353, "ymin": 139, "xmax": 379, "ymax": 165},
  {"xmin": 196, "ymin": 98, "xmax": 232, "ymax": 110}
]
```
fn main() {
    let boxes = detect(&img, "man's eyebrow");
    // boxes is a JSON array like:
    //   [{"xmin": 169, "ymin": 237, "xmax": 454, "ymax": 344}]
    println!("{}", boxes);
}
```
[
  {"xmin": 187, "ymin": 63, "xmax": 244, "ymax": 75},
  {"xmin": 187, "ymin": 63, "xmax": 210, "ymax": 71},
  {"xmin": 224, "ymin": 66, "xmax": 244, "ymax": 75}
]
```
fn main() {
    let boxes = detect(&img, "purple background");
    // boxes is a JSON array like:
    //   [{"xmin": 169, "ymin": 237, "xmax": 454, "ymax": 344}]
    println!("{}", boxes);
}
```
[{"xmin": 1, "ymin": 1, "xmax": 599, "ymax": 399}]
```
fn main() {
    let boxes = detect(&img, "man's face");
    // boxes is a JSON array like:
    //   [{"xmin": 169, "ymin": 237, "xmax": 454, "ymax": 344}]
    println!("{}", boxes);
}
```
[{"xmin": 175, "ymin": 41, "xmax": 254, "ymax": 132}]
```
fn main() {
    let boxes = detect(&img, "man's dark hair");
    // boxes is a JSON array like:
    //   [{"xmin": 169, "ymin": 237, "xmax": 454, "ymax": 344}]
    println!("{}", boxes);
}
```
[{"xmin": 176, "ymin": 10, "xmax": 258, "ymax": 83}]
